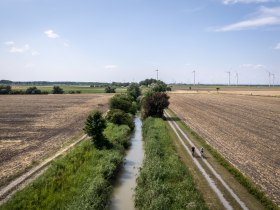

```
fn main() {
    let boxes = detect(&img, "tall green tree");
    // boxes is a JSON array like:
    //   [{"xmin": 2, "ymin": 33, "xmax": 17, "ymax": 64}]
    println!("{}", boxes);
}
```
[
  {"xmin": 83, "ymin": 111, "xmax": 111, "ymax": 149},
  {"xmin": 127, "ymin": 83, "xmax": 141, "ymax": 100}
]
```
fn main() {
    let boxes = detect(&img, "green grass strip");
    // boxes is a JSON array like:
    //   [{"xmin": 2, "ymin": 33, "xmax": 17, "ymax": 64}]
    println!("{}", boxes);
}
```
[
  {"xmin": 135, "ymin": 117, "xmax": 208, "ymax": 210},
  {"xmin": 167, "ymin": 109, "xmax": 279, "ymax": 210},
  {"xmin": 0, "ymin": 124, "xmax": 131, "ymax": 210}
]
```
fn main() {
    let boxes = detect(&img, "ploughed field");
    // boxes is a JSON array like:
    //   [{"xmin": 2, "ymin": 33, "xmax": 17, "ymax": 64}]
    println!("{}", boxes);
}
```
[
  {"xmin": 0, "ymin": 94, "xmax": 111, "ymax": 187},
  {"xmin": 169, "ymin": 93, "xmax": 280, "ymax": 204}
]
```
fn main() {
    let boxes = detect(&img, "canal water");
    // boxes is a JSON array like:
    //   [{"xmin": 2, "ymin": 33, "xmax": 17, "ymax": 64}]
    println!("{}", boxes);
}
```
[{"xmin": 109, "ymin": 117, "xmax": 144, "ymax": 210}]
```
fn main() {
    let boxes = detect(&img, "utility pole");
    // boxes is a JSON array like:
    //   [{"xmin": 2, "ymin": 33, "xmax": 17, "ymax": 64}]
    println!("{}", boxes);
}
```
[
  {"xmin": 192, "ymin": 70, "xmax": 196, "ymax": 86},
  {"xmin": 156, "ymin": 69, "xmax": 159, "ymax": 80},
  {"xmin": 227, "ymin": 71, "xmax": 231, "ymax": 86}
]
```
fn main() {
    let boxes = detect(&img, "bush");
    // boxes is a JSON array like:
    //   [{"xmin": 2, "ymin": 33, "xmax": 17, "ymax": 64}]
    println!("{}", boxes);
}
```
[
  {"xmin": 83, "ymin": 111, "xmax": 111, "ymax": 149},
  {"xmin": 52, "ymin": 86, "xmax": 64, "ymax": 94},
  {"xmin": 109, "ymin": 94, "xmax": 136, "ymax": 114},
  {"xmin": 142, "ymin": 91, "xmax": 169, "ymax": 119},
  {"xmin": 127, "ymin": 83, "xmax": 141, "ymax": 100},
  {"xmin": 0, "ymin": 85, "xmax": 12, "ymax": 94},
  {"xmin": 105, "ymin": 86, "xmax": 116, "ymax": 93},
  {"xmin": 25, "ymin": 86, "xmax": 42, "ymax": 94},
  {"xmin": 106, "ymin": 109, "xmax": 134, "ymax": 130},
  {"xmin": 150, "ymin": 81, "xmax": 168, "ymax": 92}
]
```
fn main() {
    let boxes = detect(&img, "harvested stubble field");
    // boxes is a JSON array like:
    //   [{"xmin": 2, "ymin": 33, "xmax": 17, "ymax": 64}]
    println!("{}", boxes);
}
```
[
  {"xmin": 0, "ymin": 94, "xmax": 112, "ymax": 187},
  {"xmin": 169, "ymin": 93, "xmax": 280, "ymax": 205}
]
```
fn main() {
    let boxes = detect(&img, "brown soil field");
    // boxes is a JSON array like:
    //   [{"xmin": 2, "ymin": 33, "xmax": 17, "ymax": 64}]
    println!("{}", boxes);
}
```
[
  {"xmin": 0, "ymin": 94, "xmax": 112, "ymax": 187},
  {"xmin": 169, "ymin": 93, "xmax": 280, "ymax": 205}
]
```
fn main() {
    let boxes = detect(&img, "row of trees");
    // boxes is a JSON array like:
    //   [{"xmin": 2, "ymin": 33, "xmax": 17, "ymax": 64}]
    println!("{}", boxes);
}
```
[
  {"xmin": 84, "ymin": 80, "xmax": 170, "ymax": 149},
  {"xmin": 0, "ymin": 85, "xmax": 65, "ymax": 95}
]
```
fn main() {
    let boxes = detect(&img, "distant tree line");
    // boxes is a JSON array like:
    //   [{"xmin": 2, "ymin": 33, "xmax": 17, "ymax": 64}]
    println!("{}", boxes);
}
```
[{"xmin": 0, "ymin": 85, "xmax": 67, "ymax": 95}]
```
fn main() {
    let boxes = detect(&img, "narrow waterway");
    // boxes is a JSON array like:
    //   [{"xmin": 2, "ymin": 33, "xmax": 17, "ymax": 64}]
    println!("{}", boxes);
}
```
[{"xmin": 109, "ymin": 117, "xmax": 144, "ymax": 210}]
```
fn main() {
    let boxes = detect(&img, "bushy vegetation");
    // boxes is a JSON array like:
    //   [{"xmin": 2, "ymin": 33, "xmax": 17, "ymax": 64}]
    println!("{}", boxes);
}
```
[
  {"xmin": 0, "ymin": 85, "xmax": 12, "ymax": 94},
  {"xmin": 127, "ymin": 82, "xmax": 141, "ymax": 100},
  {"xmin": 68, "ymin": 90, "xmax": 81, "ymax": 94},
  {"xmin": 141, "ymin": 91, "xmax": 170, "ymax": 119},
  {"xmin": 84, "ymin": 111, "xmax": 112, "ymax": 149},
  {"xmin": 106, "ymin": 109, "xmax": 134, "ymax": 130},
  {"xmin": 52, "ymin": 86, "xmax": 64, "ymax": 94},
  {"xmin": 135, "ymin": 118, "xmax": 208, "ymax": 210},
  {"xmin": 25, "ymin": 86, "xmax": 42, "ymax": 94},
  {"xmin": 105, "ymin": 86, "xmax": 116, "ymax": 93},
  {"xmin": 139, "ymin": 78, "xmax": 158, "ymax": 86},
  {"xmin": 0, "ymin": 121, "xmax": 132, "ymax": 210},
  {"xmin": 109, "ymin": 94, "xmax": 137, "ymax": 114},
  {"xmin": 0, "ymin": 85, "xmax": 48, "ymax": 95}
]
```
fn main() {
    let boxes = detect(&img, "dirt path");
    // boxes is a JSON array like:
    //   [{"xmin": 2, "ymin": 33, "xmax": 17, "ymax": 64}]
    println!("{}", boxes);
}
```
[
  {"xmin": 0, "ymin": 134, "xmax": 87, "ymax": 204},
  {"xmin": 165, "ymin": 110, "xmax": 249, "ymax": 210}
]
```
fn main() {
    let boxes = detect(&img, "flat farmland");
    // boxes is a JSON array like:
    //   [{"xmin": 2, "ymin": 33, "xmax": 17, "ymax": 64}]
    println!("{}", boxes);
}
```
[
  {"xmin": 0, "ymin": 94, "xmax": 112, "ymax": 187},
  {"xmin": 169, "ymin": 93, "xmax": 280, "ymax": 204}
]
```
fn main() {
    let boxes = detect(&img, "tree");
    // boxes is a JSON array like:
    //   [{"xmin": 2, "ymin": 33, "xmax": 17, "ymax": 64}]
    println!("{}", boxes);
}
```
[
  {"xmin": 83, "ymin": 111, "xmax": 111, "ymax": 149},
  {"xmin": 52, "ymin": 86, "xmax": 64, "ymax": 94},
  {"xmin": 106, "ymin": 109, "xmax": 134, "ymax": 130},
  {"xmin": 142, "ymin": 91, "xmax": 170, "ymax": 119},
  {"xmin": 26, "ymin": 86, "xmax": 41, "ymax": 94},
  {"xmin": 150, "ymin": 81, "xmax": 168, "ymax": 92},
  {"xmin": 0, "ymin": 85, "xmax": 12, "ymax": 94},
  {"xmin": 105, "ymin": 86, "xmax": 116, "ymax": 93},
  {"xmin": 109, "ymin": 94, "xmax": 136, "ymax": 114},
  {"xmin": 127, "ymin": 83, "xmax": 141, "ymax": 100}
]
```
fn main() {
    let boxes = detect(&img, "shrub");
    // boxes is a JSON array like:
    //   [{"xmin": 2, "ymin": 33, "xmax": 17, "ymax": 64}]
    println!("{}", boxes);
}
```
[
  {"xmin": 52, "ymin": 86, "xmax": 64, "ymax": 94},
  {"xmin": 150, "ymin": 81, "xmax": 168, "ymax": 92},
  {"xmin": 83, "ymin": 111, "xmax": 111, "ymax": 149},
  {"xmin": 142, "ymin": 91, "xmax": 169, "ymax": 119},
  {"xmin": 109, "ymin": 94, "xmax": 136, "ymax": 114},
  {"xmin": 127, "ymin": 83, "xmax": 141, "ymax": 100},
  {"xmin": 25, "ymin": 86, "xmax": 42, "ymax": 94},
  {"xmin": 105, "ymin": 86, "xmax": 116, "ymax": 93},
  {"xmin": 106, "ymin": 109, "xmax": 134, "ymax": 130},
  {"xmin": 0, "ymin": 85, "xmax": 12, "ymax": 94}
]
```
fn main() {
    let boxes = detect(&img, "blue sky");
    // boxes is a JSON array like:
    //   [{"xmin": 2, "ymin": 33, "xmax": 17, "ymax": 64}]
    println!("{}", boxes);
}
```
[{"xmin": 0, "ymin": 0, "xmax": 279, "ymax": 84}]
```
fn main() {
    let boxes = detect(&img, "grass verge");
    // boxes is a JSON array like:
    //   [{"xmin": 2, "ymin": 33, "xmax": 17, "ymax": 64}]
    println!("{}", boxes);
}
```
[
  {"xmin": 167, "ymin": 109, "xmax": 279, "ymax": 210},
  {"xmin": 0, "ymin": 124, "xmax": 131, "ymax": 210},
  {"xmin": 135, "ymin": 117, "xmax": 208, "ymax": 210}
]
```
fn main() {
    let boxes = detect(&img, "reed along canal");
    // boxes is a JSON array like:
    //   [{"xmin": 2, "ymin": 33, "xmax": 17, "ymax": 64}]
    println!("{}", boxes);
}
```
[{"xmin": 109, "ymin": 117, "xmax": 144, "ymax": 210}]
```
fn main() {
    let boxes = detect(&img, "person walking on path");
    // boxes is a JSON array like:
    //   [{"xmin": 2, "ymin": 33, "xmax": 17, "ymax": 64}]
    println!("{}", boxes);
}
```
[
  {"xmin": 191, "ymin": 146, "xmax": 195, "ymax": 157},
  {"xmin": 200, "ymin": 147, "xmax": 204, "ymax": 158}
]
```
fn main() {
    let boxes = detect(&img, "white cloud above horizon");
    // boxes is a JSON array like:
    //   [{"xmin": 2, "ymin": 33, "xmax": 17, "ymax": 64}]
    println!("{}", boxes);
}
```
[
  {"xmin": 44, "ymin": 30, "xmax": 59, "ymax": 38},
  {"xmin": 9, "ymin": 44, "xmax": 30, "ymax": 53},
  {"xmin": 104, "ymin": 65, "xmax": 118, "ymax": 69},
  {"xmin": 239, "ymin": 63, "xmax": 266, "ymax": 69},
  {"xmin": 216, "ymin": 6, "xmax": 280, "ymax": 31},
  {"xmin": 4, "ymin": 41, "xmax": 15, "ymax": 46},
  {"xmin": 275, "ymin": 42, "xmax": 280, "ymax": 49},
  {"xmin": 223, "ymin": 0, "xmax": 273, "ymax": 4}
]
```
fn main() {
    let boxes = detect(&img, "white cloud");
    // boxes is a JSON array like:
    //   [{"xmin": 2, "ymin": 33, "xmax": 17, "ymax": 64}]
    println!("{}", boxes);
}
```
[
  {"xmin": 4, "ymin": 41, "xmax": 15, "ymax": 45},
  {"xmin": 104, "ymin": 65, "xmax": 118, "ymax": 69},
  {"xmin": 223, "ymin": 0, "xmax": 273, "ymax": 4},
  {"xmin": 240, "ymin": 63, "xmax": 266, "ymax": 69},
  {"xmin": 44, "ymin": 30, "xmax": 59, "ymax": 38},
  {"xmin": 275, "ymin": 42, "xmax": 280, "ymax": 49},
  {"xmin": 9, "ymin": 44, "xmax": 30, "ymax": 53},
  {"xmin": 216, "ymin": 6, "xmax": 280, "ymax": 31},
  {"xmin": 31, "ymin": 50, "xmax": 40, "ymax": 55}
]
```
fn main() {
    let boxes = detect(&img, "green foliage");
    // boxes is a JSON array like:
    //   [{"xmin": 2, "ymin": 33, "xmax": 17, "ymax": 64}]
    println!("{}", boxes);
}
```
[
  {"xmin": 142, "ymin": 91, "xmax": 170, "ymax": 119},
  {"xmin": 135, "ymin": 118, "xmax": 208, "ymax": 210},
  {"xmin": 127, "ymin": 83, "xmax": 141, "ymax": 100},
  {"xmin": 52, "ymin": 86, "xmax": 64, "ymax": 94},
  {"xmin": 139, "ymin": 78, "xmax": 158, "ymax": 86},
  {"xmin": 105, "ymin": 86, "xmax": 116, "ymax": 93},
  {"xmin": 109, "ymin": 94, "xmax": 136, "ymax": 114},
  {"xmin": 0, "ymin": 85, "xmax": 12, "ymax": 94},
  {"xmin": 25, "ymin": 86, "xmax": 42, "ymax": 94},
  {"xmin": 150, "ymin": 81, "xmax": 169, "ymax": 92},
  {"xmin": 83, "ymin": 111, "xmax": 111, "ymax": 149},
  {"xmin": 68, "ymin": 90, "xmax": 81, "ymax": 94},
  {"xmin": 104, "ymin": 123, "xmax": 131, "ymax": 149},
  {"xmin": 106, "ymin": 109, "xmax": 134, "ymax": 130}
]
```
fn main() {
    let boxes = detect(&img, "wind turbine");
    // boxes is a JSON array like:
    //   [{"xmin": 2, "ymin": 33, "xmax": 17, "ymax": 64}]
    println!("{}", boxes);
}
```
[
  {"xmin": 155, "ymin": 69, "xmax": 159, "ymax": 80},
  {"xmin": 272, "ymin": 73, "xmax": 275, "ymax": 87},
  {"xmin": 192, "ymin": 70, "xmax": 196, "ymax": 86},
  {"xmin": 226, "ymin": 71, "xmax": 231, "ymax": 86},
  {"xmin": 235, "ymin": 72, "xmax": 239, "ymax": 86},
  {"xmin": 267, "ymin": 71, "xmax": 271, "ymax": 87}
]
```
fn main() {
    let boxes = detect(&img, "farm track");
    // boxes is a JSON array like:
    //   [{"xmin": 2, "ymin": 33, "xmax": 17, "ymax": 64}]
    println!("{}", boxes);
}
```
[
  {"xmin": 0, "ymin": 94, "xmax": 112, "ymax": 188},
  {"xmin": 169, "ymin": 93, "xmax": 280, "ymax": 205}
]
